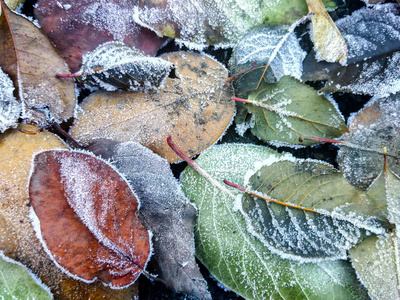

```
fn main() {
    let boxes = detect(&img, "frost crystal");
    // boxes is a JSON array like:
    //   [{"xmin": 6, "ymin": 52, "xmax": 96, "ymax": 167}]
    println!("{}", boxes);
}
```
[
  {"xmin": 80, "ymin": 42, "xmax": 176, "ymax": 91},
  {"xmin": 0, "ymin": 68, "xmax": 21, "ymax": 133}
]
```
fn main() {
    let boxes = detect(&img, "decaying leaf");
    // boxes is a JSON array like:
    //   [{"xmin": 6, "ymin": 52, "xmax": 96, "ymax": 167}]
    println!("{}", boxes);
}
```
[
  {"xmin": 0, "ymin": 0, "xmax": 24, "ymax": 14},
  {"xmin": 302, "ymin": 4, "xmax": 400, "ymax": 97},
  {"xmin": 0, "ymin": 251, "xmax": 52, "ymax": 299},
  {"xmin": 68, "ymin": 41, "xmax": 176, "ymax": 91},
  {"xmin": 237, "ymin": 158, "xmax": 383, "ymax": 261},
  {"xmin": 338, "ymin": 94, "xmax": 400, "ymax": 189},
  {"xmin": 0, "ymin": 125, "xmax": 136, "ymax": 299},
  {"xmin": 35, "ymin": 0, "xmax": 166, "ymax": 73},
  {"xmin": 29, "ymin": 150, "xmax": 151, "ymax": 288},
  {"xmin": 137, "ymin": 0, "xmax": 340, "ymax": 48},
  {"xmin": 70, "ymin": 52, "xmax": 235, "ymax": 162},
  {"xmin": 180, "ymin": 143, "xmax": 369, "ymax": 299},
  {"xmin": 306, "ymin": 0, "xmax": 347, "ymax": 65},
  {"xmin": 0, "ymin": 1, "xmax": 76, "ymax": 126},
  {"xmin": 89, "ymin": 140, "xmax": 211, "ymax": 299},
  {"xmin": 236, "ymin": 76, "xmax": 347, "ymax": 146},
  {"xmin": 0, "ymin": 67, "xmax": 20, "ymax": 133},
  {"xmin": 229, "ymin": 23, "xmax": 306, "ymax": 96}
]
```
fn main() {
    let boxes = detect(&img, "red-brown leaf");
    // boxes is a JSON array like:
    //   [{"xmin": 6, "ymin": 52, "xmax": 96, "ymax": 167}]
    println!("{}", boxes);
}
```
[{"xmin": 29, "ymin": 150, "xmax": 151, "ymax": 288}]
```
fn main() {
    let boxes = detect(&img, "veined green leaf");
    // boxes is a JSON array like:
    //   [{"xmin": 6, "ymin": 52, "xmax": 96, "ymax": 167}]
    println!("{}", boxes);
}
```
[
  {"xmin": 181, "ymin": 143, "xmax": 368, "ymax": 299},
  {"xmin": 239, "ymin": 76, "xmax": 347, "ymax": 146},
  {"xmin": 0, "ymin": 252, "xmax": 52, "ymax": 299}
]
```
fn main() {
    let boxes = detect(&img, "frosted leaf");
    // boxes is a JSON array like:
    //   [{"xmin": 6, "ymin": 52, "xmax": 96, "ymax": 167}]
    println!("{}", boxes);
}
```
[
  {"xmin": 229, "ymin": 24, "xmax": 306, "ymax": 95},
  {"xmin": 136, "ymin": 0, "xmax": 340, "ymax": 48},
  {"xmin": 0, "ymin": 67, "xmax": 20, "ymax": 133},
  {"xmin": 238, "ymin": 76, "xmax": 347, "ymax": 147},
  {"xmin": 303, "ymin": 4, "xmax": 400, "ymax": 97},
  {"xmin": 338, "ymin": 94, "xmax": 400, "ymax": 189},
  {"xmin": 78, "ymin": 41, "xmax": 176, "ymax": 91},
  {"xmin": 181, "ymin": 143, "xmax": 369, "ymax": 299},
  {"xmin": 241, "ymin": 159, "xmax": 384, "ymax": 261},
  {"xmin": 88, "ymin": 140, "xmax": 211, "ymax": 299}
]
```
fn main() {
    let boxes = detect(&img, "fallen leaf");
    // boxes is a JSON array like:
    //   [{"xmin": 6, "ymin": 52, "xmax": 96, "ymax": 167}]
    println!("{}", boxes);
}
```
[
  {"xmin": 306, "ymin": 0, "xmax": 347, "ymax": 65},
  {"xmin": 0, "ymin": 67, "xmax": 20, "ymax": 132},
  {"xmin": 180, "ymin": 143, "xmax": 369, "ymax": 299},
  {"xmin": 0, "ymin": 1, "xmax": 76, "ymax": 126},
  {"xmin": 0, "ymin": 125, "xmax": 137, "ymax": 299},
  {"xmin": 338, "ymin": 94, "xmax": 400, "ymax": 189},
  {"xmin": 236, "ymin": 158, "xmax": 383, "ymax": 261},
  {"xmin": 67, "ymin": 41, "xmax": 176, "ymax": 91},
  {"xmin": 235, "ymin": 76, "xmax": 347, "ymax": 147},
  {"xmin": 137, "ymin": 0, "xmax": 340, "ymax": 48},
  {"xmin": 302, "ymin": 4, "xmax": 400, "ymax": 97},
  {"xmin": 0, "ymin": 251, "xmax": 52, "ymax": 299},
  {"xmin": 70, "ymin": 52, "xmax": 235, "ymax": 162},
  {"xmin": 89, "ymin": 139, "xmax": 211, "ymax": 299},
  {"xmin": 229, "ymin": 23, "xmax": 306, "ymax": 96},
  {"xmin": 29, "ymin": 150, "xmax": 151, "ymax": 288},
  {"xmin": 35, "ymin": 0, "xmax": 166, "ymax": 73},
  {"xmin": 0, "ymin": 0, "xmax": 24, "ymax": 14}
]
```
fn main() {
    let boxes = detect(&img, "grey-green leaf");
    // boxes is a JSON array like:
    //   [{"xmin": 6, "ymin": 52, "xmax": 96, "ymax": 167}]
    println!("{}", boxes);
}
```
[
  {"xmin": 180, "ymin": 143, "xmax": 369, "ymax": 299},
  {"xmin": 242, "ymin": 158, "xmax": 383, "ymax": 261},
  {"xmin": 0, "ymin": 252, "xmax": 52, "ymax": 300},
  {"xmin": 302, "ymin": 4, "xmax": 400, "ymax": 97},
  {"xmin": 0, "ymin": 67, "xmax": 20, "ymax": 133},
  {"xmin": 79, "ymin": 42, "xmax": 176, "ymax": 91},
  {"xmin": 241, "ymin": 76, "xmax": 347, "ymax": 146},
  {"xmin": 230, "ymin": 25, "xmax": 306, "ymax": 96}
]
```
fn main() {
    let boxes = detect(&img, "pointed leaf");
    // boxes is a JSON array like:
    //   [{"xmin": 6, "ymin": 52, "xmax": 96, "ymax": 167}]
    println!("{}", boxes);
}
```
[
  {"xmin": 302, "ymin": 4, "xmax": 400, "ymax": 97},
  {"xmin": 338, "ymin": 94, "xmax": 400, "ymax": 189},
  {"xmin": 238, "ymin": 76, "xmax": 347, "ymax": 146},
  {"xmin": 306, "ymin": 0, "xmax": 347, "ymax": 64},
  {"xmin": 69, "ymin": 41, "xmax": 176, "ymax": 91},
  {"xmin": 29, "ymin": 150, "xmax": 151, "ymax": 288},
  {"xmin": 0, "ymin": 67, "xmax": 20, "ymax": 132},
  {"xmin": 239, "ymin": 158, "xmax": 383, "ymax": 261},
  {"xmin": 0, "ymin": 1, "xmax": 76, "ymax": 125},
  {"xmin": 70, "ymin": 52, "xmax": 235, "ymax": 162},
  {"xmin": 180, "ymin": 143, "xmax": 369, "ymax": 299},
  {"xmin": 89, "ymin": 140, "xmax": 211, "ymax": 299},
  {"xmin": 0, "ymin": 251, "xmax": 52, "ymax": 300},
  {"xmin": 229, "ymin": 24, "xmax": 306, "ymax": 96}
]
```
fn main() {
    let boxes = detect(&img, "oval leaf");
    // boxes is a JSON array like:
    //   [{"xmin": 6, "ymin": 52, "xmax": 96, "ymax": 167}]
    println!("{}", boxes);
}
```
[
  {"xmin": 238, "ymin": 76, "xmax": 347, "ymax": 146},
  {"xmin": 70, "ymin": 52, "xmax": 235, "ymax": 162},
  {"xmin": 29, "ymin": 150, "xmax": 151, "ymax": 288},
  {"xmin": 0, "ymin": 1, "xmax": 76, "ymax": 125}
]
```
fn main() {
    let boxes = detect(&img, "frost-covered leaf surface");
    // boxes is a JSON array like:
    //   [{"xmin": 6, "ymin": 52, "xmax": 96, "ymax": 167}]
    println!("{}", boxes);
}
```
[
  {"xmin": 29, "ymin": 150, "xmax": 151, "ymax": 288},
  {"xmin": 89, "ymin": 140, "xmax": 211, "ymax": 299},
  {"xmin": 35, "ymin": 0, "xmax": 165, "ymax": 72},
  {"xmin": 0, "ymin": 251, "xmax": 52, "ymax": 300},
  {"xmin": 70, "ymin": 52, "xmax": 235, "ymax": 162},
  {"xmin": 0, "ymin": 67, "xmax": 20, "ymax": 133},
  {"xmin": 241, "ymin": 158, "xmax": 383, "ymax": 261},
  {"xmin": 306, "ymin": 0, "xmax": 347, "ymax": 64},
  {"xmin": 137, "ymin": 0, "xmax": 339, "ymax": 47},
  {"xmin": 303, "ymin": 4, "xmax": 400, "ymax": 96},
  {"xmin": 338, "ymin": 94, "xmax": 400, "ymax": 189},
  {"xmin": 350, "ymin": 234, "xmax": 400, "ymax": 300},
  {"xmin": 181, "ymin": 143, "xmax": 368, "ymax": 299},
  {"xmin": 230, "ymin": 25, "xmax": 306, "ymax": 95},
  {"xmin": 77, "ymin": 42, "xmax": 176, "ymax": 91},
  {"xmin": 0, "ymin": 2, "xmax": 75, "ymax": 126},
  {"xmin": 239, "ymin": 76, "xmax": 347, "ymax": 146}
]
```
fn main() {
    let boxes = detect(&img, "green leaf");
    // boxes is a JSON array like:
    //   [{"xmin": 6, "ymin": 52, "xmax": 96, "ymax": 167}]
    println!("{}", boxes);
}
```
[
  {"xmin": 240, "ymin": 76, "xmax": 347, "ymax": 146},
  {"xmin": 0, "ymin": 252, "xmax": 52, "ymax": 299},
  {"xmin": 349, "ymin": 234, "xmax": 400, "ymax": 300},
  {"xmin": 229, "ymin": 24, "xmax": 306, "ymax": 96},
  {"xmin": 241, "ymin": 158, "xmax": 384, "ymax": 261},
  {"xmin": 181, "ymin": 143, "xmax": 368, "ymax": 299}
]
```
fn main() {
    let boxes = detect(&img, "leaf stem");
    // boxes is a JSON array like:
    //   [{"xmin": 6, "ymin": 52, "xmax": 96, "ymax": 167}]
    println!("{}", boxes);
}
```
[{"xmin": 226, "ymin": 61, "xmax": 256, "ymax": 83}]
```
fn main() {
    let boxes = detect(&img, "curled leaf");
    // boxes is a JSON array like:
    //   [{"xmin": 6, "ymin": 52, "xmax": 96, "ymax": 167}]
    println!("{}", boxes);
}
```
[{"xmin": 29, "ymin": 150, "xmax": 151, "ymax": 288}]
